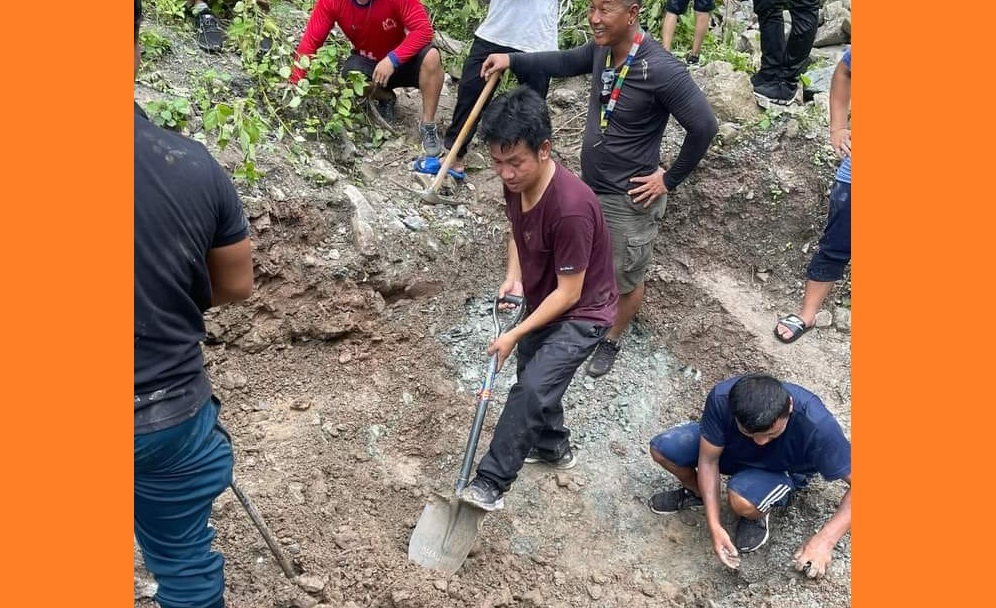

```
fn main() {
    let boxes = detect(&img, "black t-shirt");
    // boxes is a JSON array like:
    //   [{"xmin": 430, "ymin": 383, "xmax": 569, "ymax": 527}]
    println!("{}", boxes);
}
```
[{"xmin": 134, "ymin": 103, "xmax": 249, "ymax": 434}]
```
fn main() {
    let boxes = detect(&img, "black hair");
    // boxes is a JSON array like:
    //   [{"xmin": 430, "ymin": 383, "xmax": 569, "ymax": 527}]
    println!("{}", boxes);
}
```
[
  {"xmin": 728, "ymin": 374, "xmax": 792, "ymax": 433},
  {"xmin": 478, "ymin": 86, "xmax": 552, "ymax": 155},
  {"xmin": 135, "ymin": 0, "xmax": 143, "ymax": 42}
]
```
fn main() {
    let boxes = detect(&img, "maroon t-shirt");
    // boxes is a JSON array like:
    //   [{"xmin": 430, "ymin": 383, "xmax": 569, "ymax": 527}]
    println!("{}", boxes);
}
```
[{"xmin": 505, "ymin": 163, "xmax": 618, "ymax": 326}]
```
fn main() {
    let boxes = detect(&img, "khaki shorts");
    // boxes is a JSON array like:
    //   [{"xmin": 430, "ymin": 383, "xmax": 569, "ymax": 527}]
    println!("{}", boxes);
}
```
[{"xmin": 598, "ymin": 193, "xmax": 668, "ymax": 294}]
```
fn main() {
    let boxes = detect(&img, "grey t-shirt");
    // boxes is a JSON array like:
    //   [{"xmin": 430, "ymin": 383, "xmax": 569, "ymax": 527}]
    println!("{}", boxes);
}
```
[{"xmin": 510, "ymin": 36, "xmax": 718, "ymax": 195}]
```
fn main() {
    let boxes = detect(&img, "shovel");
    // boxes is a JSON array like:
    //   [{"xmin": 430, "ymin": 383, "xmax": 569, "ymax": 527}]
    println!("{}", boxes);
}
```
[{"xmin": 408, "ymin": 293, "xmax": 526, "ymax": 574}]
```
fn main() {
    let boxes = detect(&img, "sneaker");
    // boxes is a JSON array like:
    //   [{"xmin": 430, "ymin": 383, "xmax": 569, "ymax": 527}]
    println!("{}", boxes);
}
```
[
  {"xmin": 459, "ymin": 477, "xmax": 505, "ymax": 512},
  {"xmin": 753, "ymin": 82, "xmax": 795, "ymax": 105},
  {"xmin": 648, "ymin": 488, "xmax": 704, "ymax": 514},
  {"xmin": 686, "ymin": 54, "xmax": 700, "ymax": 65},
  {"xmin": 585, "ymin": 339, "xmax": 620, "ymax": 378},
  {"xmin": 193, "ymin": 11, "xmax": 225, "ymax": 53},
  {"xmin": 734, "ymin": 513, "xmax": 770, "ymax": 553},
  {"xmin": 421, "ymin": 122, "xmax": 442, "ymax": 157},
  {"xmin": 524, "ymin": 447, "xmax": 577, "ymax": 469},
  {"xmin": 750, "ymin": 71, "xmax": 775, "ymax": 87}
]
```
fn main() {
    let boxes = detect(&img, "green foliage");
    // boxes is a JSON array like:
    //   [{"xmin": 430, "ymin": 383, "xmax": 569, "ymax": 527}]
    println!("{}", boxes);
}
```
[
  {"xmin": 139, "ymin": 29, "xmax": 173, "ymax": 60},
  {"xmin": 421, "ymin": 0, "xmax": 487, "ymax": 42},
  {"xmin": 148, "ymin": 0, "xmax": 187, "ymax": 24},
  {"xmin": 145, "ymin": 98, "xmax": 192, "ymax": 131}
]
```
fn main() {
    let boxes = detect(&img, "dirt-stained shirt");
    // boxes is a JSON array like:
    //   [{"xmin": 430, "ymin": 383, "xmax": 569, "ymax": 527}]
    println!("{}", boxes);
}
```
[
  {"xmin": 504, "ymin": 163, "xmax": 618, "ymax": 326},
  {"xmin": 134, "ymin": 103, "xmax": 249, "ymax": 434}
]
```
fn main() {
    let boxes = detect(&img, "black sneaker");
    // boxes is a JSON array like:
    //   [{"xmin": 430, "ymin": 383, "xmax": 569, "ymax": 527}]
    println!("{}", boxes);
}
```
[
  {"xmin": 648, "ymin": 488, "xmax": 704, "ymax": 514},
  {"xmin": 524, "ymin": 447, "xmax": 577, "ymax": 469},
  {"xmin": 585, "ymin": 339, "xmax": 620, "ymax": 378},
  {"xmin": 686, "ymin": 54, "xmax": 700, "ymax": 65},
  {"xmin": 421, "ymin": 122, "xmax": 442, "ymax": 157},
  {"xmin": 753, "ymin": 82, "xmax": 795, "ymax": 105},
  {"xmin": 460, "ymin": 477, "xmax": 505, "ymax": 511},
  {"xmin": 734, "ymin": 513, "xmax": 770, "ymax": 553},
  {"xmin": 193, "ymin": 11, "xmax": 225, "ymax": 53}
]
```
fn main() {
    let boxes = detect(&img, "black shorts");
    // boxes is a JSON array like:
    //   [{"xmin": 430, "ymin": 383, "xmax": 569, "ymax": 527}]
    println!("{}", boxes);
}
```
[
  {"xmin": 666, "ymin": 0, "xmax": 716, "ymax": 14},
  {"xmin": 341, "ymin": 44, "xmax": 435, "ymax": 89}
]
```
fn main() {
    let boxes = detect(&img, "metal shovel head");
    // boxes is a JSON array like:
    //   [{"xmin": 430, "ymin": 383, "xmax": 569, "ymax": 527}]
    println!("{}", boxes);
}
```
[{"xmin": 408, "ymin": 490, "xmax": 487, "ymax": 574}]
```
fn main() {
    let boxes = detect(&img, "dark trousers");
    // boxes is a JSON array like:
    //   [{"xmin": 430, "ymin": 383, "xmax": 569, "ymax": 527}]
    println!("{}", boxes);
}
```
[
  {"xmin": 443, "ymin": 36, "xmax": 552, "ymax": 159},
  {"xmin": 752, "ymin": 0, "xmax": 820, "ymax": 86},
  {"xmin": 476, "ymin": 320, "xmax": 606, "ymax": 491},
  {"xmin": 135, "ymin": 397, "xmax": 233, "ymax": 608}
]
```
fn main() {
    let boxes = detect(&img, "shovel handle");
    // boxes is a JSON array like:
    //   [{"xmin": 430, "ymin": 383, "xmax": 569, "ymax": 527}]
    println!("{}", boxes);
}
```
[{"xmin": 454, "ymin": 294, "xmax": 527, "ymax": 493}]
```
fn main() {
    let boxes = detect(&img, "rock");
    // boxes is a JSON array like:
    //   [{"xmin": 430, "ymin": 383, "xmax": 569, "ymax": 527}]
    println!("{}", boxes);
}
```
[
  {"xmin": 358, "ymin": 163, "xmax": 380, "ymax": 184},
  {"xmin": 716, "ymin": 121, "xmax": 739, "ymax": 142},
  {"xmin": 833, "ymin": 306, "xmax": 851, "ymax": 332},
  {"xmin": 218, "ymin": 371, "xmax": 248, "ymax": 390},
  {"xmin": 691, "ymin": 61, "xmax": 761, "ymax": 124},
  {"xmin": 814, "ymin": 15, "xmax": 850, "ymax": 47},
  {"xmin": 269, "ymin": 185, "xmax": 287, "ymax": 201},
  {"xmin": 550, "ymin": 88, "xmax": 580, "ymax": 107},
  {"xmin": 814, "ymin": 309, "xmax": 833, "ymax": 328},
  {"xmin": 736, "ymin": 29, "xmax": 761, "ymax": 58},
  {"xmin": 295, "ymin": 574, "xmax": 326, "ymax": 594},
  {"xmin": 755, "ymin": 271, "xmax": 769, "ymax": 283},
  {"xmin": 591, "ymin": 572, "xmax": 610, "ymax": 584},
  {"xmin": 464, "ymin": 151, "xmax": 488, "ymax": 170},
  {"xmin": 290, "ymin": 397, "xmax": 312, "ymax": 411},
  {"xmin": 587, "ymin": 584, "xmax": 603, "ymax": 600},
  {"xmin": 433, "ymin": 579, "xmax": 449, "ymax": 592},
  {"xmin": 308, "ymin": 158, "xmax": 342, "ymax": 185},
  {"xmin": 391, "ymin": 590, "xmax": 411, "ymax": 605},
  {"xmin": 434, "ymin": 31, "xmax": 465, "ymax": 55},
  {"xmin": 641, "ymin": 583, "xmax": 657, "ymax": 597},
  {"xmin": 803, "ymin": 65, "xmax": 836, "ymax": 95},
  {"xmin": 402, "ymin": 215, "xmax": 428, "ymax": 231},
  {"xmin": 134, "ymin": 576, "xmax": 157, "ymax": 599},
  {"xmin": 521, "ymin": 589, "xmax": 543, "ymax": 606},
  {"xmin": 341, "ymin": 184, "xmax": 379, "ymax": 258},
  {"xmin": 782, "ymin": 118, "xmax": 800, "ymax": 140}
]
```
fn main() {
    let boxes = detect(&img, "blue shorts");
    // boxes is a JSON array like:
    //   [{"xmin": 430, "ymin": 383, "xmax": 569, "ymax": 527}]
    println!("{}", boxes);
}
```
[
  {"xmin": 649, "ymin": 422, "xmax": 810, "ymax": 512},
  {"xmin": 806, "ymin": 180, "xmax": 851, "ymax": 282},
  {"xmin": 666, "ymin": 0, "xmax": 716, "ymax": 14}
]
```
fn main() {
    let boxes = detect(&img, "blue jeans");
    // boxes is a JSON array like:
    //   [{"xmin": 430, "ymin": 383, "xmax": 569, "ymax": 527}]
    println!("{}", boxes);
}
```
[
  {"xmin": 806, "ymin": 180, "xmax": 852, "ymax": 282},
  {"xmin": 650, "ymin": 422, "xmax": 811, "ymax": 512},
  {"xmin": 135, "ymin": 397, "xmax": 233, "ymax": 608}
]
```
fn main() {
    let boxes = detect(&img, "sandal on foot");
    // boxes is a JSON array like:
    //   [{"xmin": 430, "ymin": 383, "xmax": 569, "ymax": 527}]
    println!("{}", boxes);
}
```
[
  {"xmin": 774, "ymin": 314, "xmax": 812, "ymax": 344},
  {"xmin": 412, "ymin": 155, "xmax": 441, "ymax": 175}
]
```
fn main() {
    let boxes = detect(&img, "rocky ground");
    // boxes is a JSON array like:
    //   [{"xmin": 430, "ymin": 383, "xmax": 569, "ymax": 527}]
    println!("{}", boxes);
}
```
[{"xmin": 135, "ymin": 2, "xmax": 851, "ymax": 607}]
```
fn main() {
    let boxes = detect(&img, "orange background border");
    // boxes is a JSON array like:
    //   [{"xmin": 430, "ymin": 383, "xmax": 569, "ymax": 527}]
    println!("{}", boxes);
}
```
[{"xmin": 0, "ymin": 0, "xmax": 987, "ymax": 605}]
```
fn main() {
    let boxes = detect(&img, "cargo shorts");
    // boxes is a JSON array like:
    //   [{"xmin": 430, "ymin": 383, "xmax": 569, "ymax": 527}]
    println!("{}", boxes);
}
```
[{"xmin": 598, "ymin": 193, "xmax": 668, "ymax": 294}]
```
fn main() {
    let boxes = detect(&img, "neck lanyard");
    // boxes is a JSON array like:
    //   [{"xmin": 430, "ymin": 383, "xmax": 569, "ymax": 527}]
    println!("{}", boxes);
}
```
[{"xmin": 599, "ymin": 29, "xmax": 644, "ymax": 132}]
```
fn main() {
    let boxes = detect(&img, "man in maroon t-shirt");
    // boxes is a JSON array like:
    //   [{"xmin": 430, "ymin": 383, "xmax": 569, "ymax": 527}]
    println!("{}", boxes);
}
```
[{"xmin": 459, "ymin": 87, "xmax": 618, "ymax": 512}]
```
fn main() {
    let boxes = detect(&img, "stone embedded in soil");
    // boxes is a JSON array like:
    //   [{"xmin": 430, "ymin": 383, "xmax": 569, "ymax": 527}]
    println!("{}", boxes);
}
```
[
  {"xmin": 295, "ymin": 574, "xmax": 326, "ymax": 593},
  {"xmin": 755, "ymin": 271, "xmax": 770, "ymax": 283},
  {"xmin": 814, "ymin": 310, "xmax": 833, "ymax": 328},
  {"xmin": 555, "ymin": 472, "xmax": 572, "ymax": 488},
  {"xmin": 290, "ymin": 397, "xmax": 312, "ymax": 411},
  {"xmin": 433, "ymin": 579, "xmax": 448, "ymax": 592},
  {"xmin": 307, "ymin": 158, "xmax": 341, "ymax": 185},
  {"xmin": 218, "ymin": 371, "xmax": 248, "ymax": 390},
  {"xmin": 520, "ymin": 589, "xmax": 543, "ymax": 606},
  {"xmin": 591, "ymin": 573, "xmax": 610, "ymax": 584},
  {"xmin": 834, "ymin": 307, "xmax": 851, "ymax": 332},
  {"xmin": 587, "ymin": 584, "xmax": 603, "ymax": 600}
]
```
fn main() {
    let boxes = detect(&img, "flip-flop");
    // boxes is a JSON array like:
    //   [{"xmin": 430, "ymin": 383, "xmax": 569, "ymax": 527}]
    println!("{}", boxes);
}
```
[
  {"xmin": 413, "ymin": 156, "xmax": 466, "ymax": 182},
  {"xmin": 774, "ymin": 314, "xmax": 812, "ymax": 344}
]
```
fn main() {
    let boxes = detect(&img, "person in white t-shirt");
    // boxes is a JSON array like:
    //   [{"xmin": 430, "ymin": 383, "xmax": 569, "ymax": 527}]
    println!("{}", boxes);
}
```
[{"xmin": 441, "ymin": 0, "xmax": 560, "ymax": 176}]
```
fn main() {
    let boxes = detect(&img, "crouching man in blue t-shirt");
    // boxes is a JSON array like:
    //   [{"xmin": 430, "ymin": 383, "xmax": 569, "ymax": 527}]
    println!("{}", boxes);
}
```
[{"xmin": 647, "ymin": 374, "xmax": 851, "ymax": 578}]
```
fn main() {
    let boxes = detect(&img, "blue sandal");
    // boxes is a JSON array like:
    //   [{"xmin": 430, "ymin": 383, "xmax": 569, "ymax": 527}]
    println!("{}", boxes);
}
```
[{"xmin": 412, "ymin": 156, "xmax": 466, "ymax": 182}]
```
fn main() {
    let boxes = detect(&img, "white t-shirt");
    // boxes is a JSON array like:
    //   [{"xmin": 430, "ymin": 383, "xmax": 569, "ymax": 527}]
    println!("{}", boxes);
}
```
[{"xmin": 475, "ymin": 0, "xmax": 560, "ymax": 53}]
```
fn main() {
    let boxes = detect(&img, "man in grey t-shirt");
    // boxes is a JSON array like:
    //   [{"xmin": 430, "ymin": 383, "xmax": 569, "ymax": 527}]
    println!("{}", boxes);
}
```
[
  {"xmin": 442, "ymin": 0, "xmax": 560, "ymax": 176},
  {"xmin": 482, "ymin": 0, "xmax": 717, "ymax": 378}
]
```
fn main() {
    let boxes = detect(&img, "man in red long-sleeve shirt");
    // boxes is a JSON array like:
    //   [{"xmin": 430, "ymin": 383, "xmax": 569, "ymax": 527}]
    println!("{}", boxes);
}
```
[{"xmin": 291, "ymin": 0, "xmax": 444, "ymax": 156}]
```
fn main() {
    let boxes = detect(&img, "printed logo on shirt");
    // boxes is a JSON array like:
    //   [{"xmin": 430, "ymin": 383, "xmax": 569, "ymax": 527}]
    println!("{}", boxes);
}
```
[
  {"xmin": 558, "ymin": 265, "xmax": 576, "ymax": 273},
  {"xmin": 523, "ymin": 230, "xmax": 532, "ymax": 243},
  {"xmin": 382, "ymin": 18, "xmax": 398, "ymax": 31}
]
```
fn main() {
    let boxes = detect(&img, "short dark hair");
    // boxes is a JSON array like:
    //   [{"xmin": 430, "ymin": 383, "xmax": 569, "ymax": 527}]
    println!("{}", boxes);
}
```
[
  {"xmin": 728, "ymin": 374, "xmax": 791, "ymax": 433},
  {"xmin": 135, "ymin": 0, "xmax": 143, "ymax": 42},
  {"xmin": 478, "ymin": 86, "xmax": 552, "ymax": 155}
]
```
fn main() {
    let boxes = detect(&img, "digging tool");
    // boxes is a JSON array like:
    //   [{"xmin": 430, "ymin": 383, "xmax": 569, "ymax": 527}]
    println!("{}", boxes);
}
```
[
  {"xmin": 420, "ymin": 71, "xmax": 501, "ymax": 205},
  {"xmin": 408, "ymin": 294, "xmax": 526, "ymax": 574},
  {"xmin": 230, "ymin": 480, "xmax": 296, "ymax": 579}
]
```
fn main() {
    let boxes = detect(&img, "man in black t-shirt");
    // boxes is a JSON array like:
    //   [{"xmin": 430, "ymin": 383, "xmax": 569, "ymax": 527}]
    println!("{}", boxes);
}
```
[{"xmin": 134, "ymin": 3, "xmax": 253, "ymax": 608}]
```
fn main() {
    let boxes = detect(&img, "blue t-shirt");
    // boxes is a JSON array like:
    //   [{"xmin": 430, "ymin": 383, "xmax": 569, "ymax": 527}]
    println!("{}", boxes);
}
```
[
  {"xmin": 700, "ymin": 377, "xmax": 851, "ymax": 481},
  {"xmin": 836, "ymin": 47, "xmax": 851, "ymax": 184}
]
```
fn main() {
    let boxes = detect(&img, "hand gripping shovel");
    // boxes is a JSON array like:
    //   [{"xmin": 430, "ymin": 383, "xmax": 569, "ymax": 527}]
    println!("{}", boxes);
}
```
[{"xmin": 408, "ymin": 294, "xmax": 526, "ymax": 574}]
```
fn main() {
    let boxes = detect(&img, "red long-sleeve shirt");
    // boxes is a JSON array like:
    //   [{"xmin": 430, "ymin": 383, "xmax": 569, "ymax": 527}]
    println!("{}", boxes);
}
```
[{"xmin": 291, "ymin": 0, "xmax": 434, "ymax": 83}]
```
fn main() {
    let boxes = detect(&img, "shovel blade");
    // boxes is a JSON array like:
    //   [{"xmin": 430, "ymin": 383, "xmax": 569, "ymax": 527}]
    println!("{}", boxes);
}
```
[{"xmin": 407, "ymin": 491, "xmax": 487, "ymax": 574}]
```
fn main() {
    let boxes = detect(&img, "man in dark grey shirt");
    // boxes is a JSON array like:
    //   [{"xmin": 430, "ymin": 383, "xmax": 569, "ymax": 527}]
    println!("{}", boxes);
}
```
[{"xmin": 482, "ymin": 0, "xmax": 717, "ymax": 378}]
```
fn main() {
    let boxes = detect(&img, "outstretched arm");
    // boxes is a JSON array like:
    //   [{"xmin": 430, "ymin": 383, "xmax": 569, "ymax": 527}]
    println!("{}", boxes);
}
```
[{"xmin": 793, "ymin": 474, "xmax": 851, "ymax": 578}]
